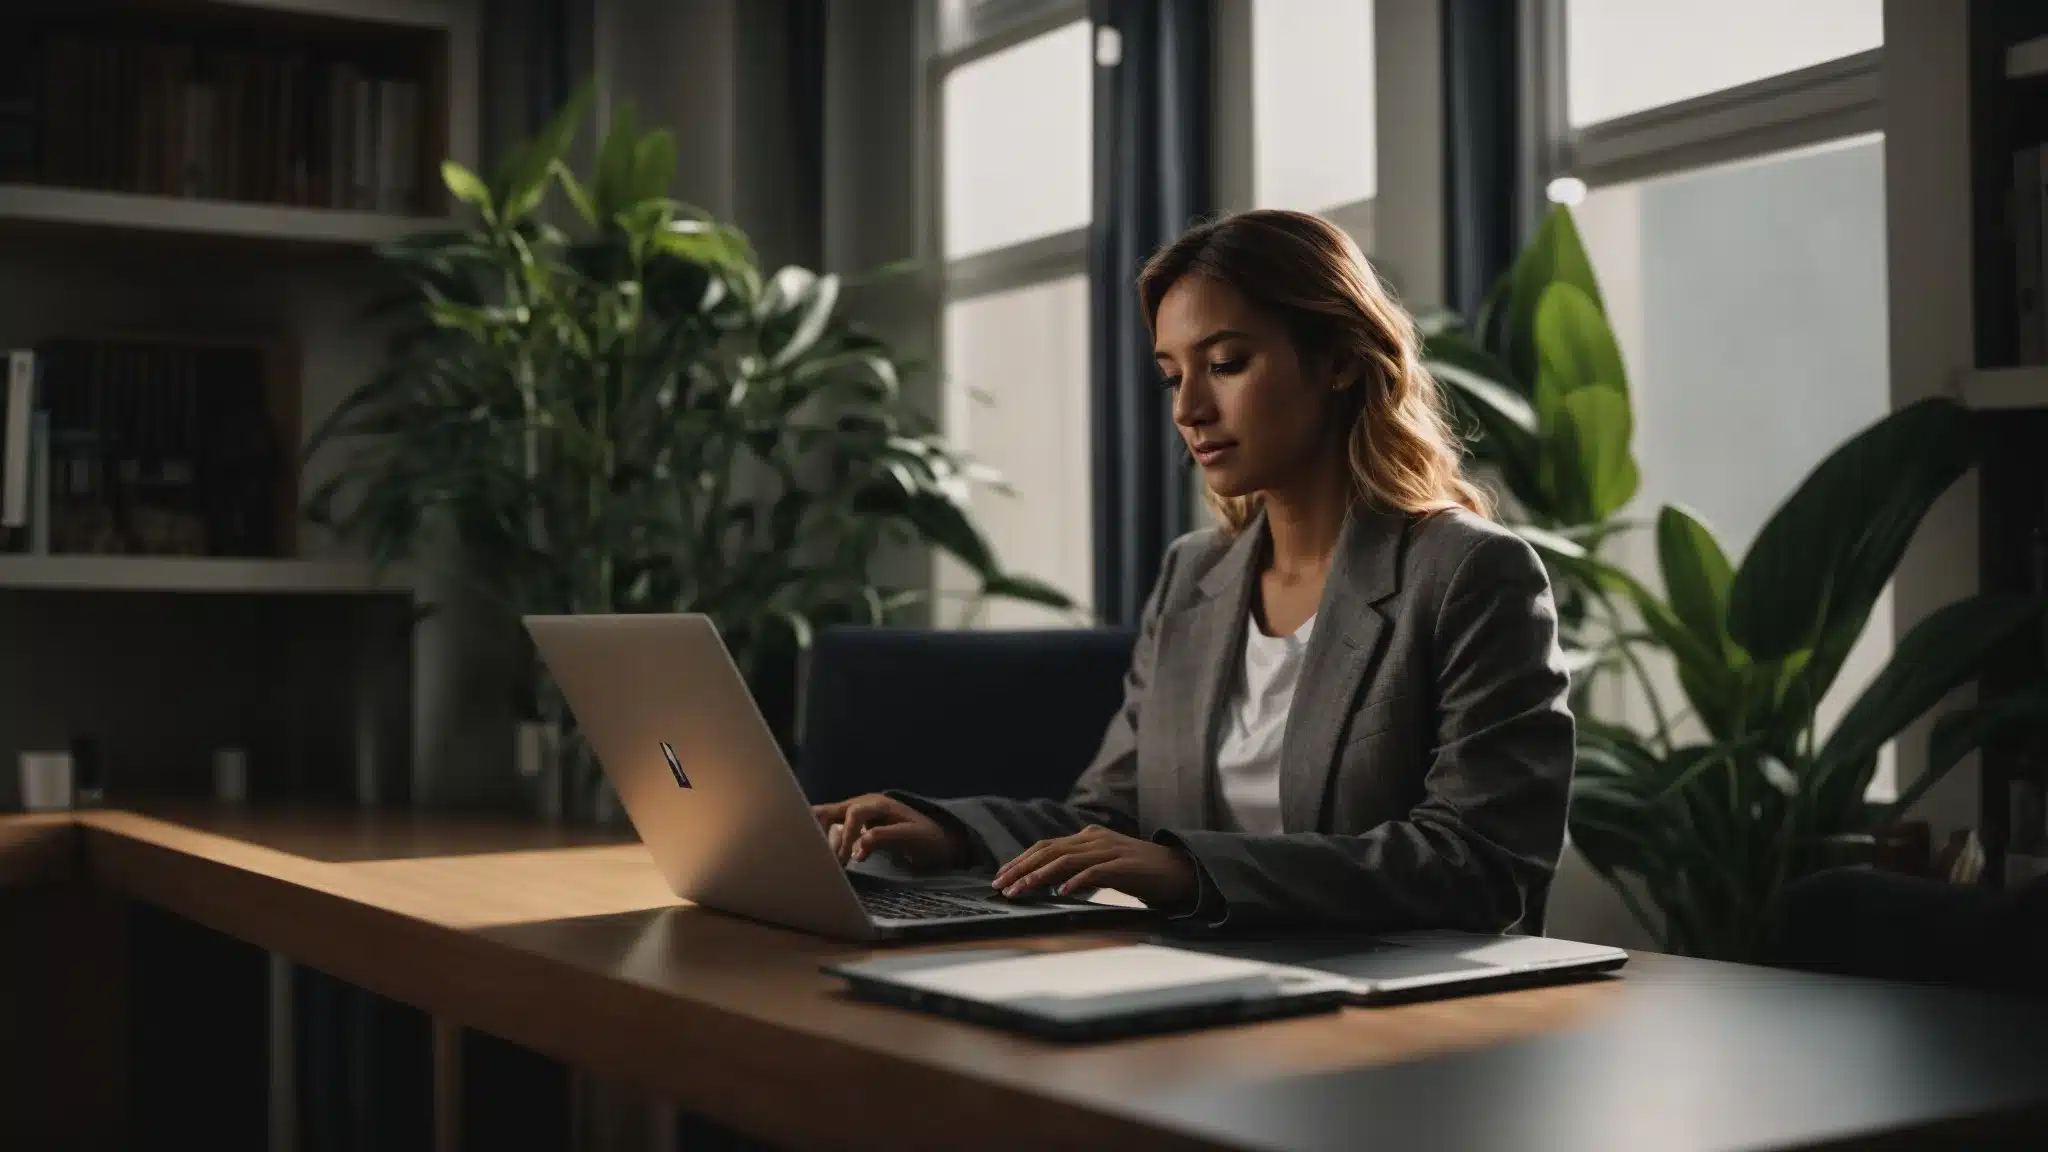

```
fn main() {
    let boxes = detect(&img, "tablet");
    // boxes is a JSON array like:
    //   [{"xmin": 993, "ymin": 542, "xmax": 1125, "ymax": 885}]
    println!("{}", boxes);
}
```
[{"xmin": 823, "ymin": 944, "xmax": 1352, "ymax": 1041}]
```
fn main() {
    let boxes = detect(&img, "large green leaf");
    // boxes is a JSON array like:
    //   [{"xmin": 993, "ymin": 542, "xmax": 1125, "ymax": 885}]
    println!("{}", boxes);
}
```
[
  {"xmin": 1506, "ymin": 207, "xmax": 1605, "ymax": 390},
  {"xmin": 441, "ymin": 162, "xmax": 493, "ymax": 219},
  {"xmin": 1471, "ymin": 272, "xmax": 1511, "ymax": 360},
  {"xmin": 654, "ymin": 219, "xmax": 746, "ymax": 273},
  {"xmin": 1535, "ymin": 536, "xmax": 1742, "ymax": 737},
  {"xmin": 497, "ymin": 82, "xmax": 594, "ymax": 223},
  {"xmin": 1729, "ymin": 397, "xmax": 1977, "ymax": 661},
  {"xmin": 633, "ymin": 129, "xmax": 678, "ymax": 201},
  {"xmin": 1813, "ymin": 594, "xmax": 2047, "ymax": 817},
  {"xmin": 759, "ymin": 266, "xmax": 819, "ymax": 320},
  {"xmin": 1534, "ymin": 282, "xmax": 1629, "ymax": 397},
  {"xmin": 792, "ymin": 350, "xmax": 901, "ymax": 402},
  {"xmin": 551, "ymin": 161, "xmax": 597, "ymax": 225},
  {"xmin": 1423, "ymin": 332, "xmax": 1544, "ymax": 508},
  {"xmin": 1657, "ymin": 505, "xmax": 1737, "ymax": 663},
  {"xmin": 1421, "ymin": 332, "xmax": 1536, "ymax": 429},
  {"xmin": 769, "ymin": 273, "xmax": 841, "ymax": 370},
  {"xmin": 902, "ymin": 488, "xmax": 996, "ymax": 574},
  {"xmin": 981, "ymin": 572, "xmax": 1075, "ymax": 610},
  {"xmin": 593, "ymin": 101, "xmax": 643, "ymax": 221},
  {"xmin": 1555, "ymin": 387, "xmax": 1640, "ymax": 522}
]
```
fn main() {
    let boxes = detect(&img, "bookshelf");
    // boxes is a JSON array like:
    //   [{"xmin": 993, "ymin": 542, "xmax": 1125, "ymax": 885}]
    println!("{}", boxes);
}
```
[
  {"xmin": 1962, "ymin": 0, "xmax": 2048, "ymax": 889},
  {"xmin": 0, "ymin": 553, "xmax": 401, "ymax": 593},
  {"xmin": 2010, "ymin": 34, "xmax": 2048, "ymax": 81},
  {"xmin": 0, "ymin": 183, "xmax": 438, "ymax": 247},
  {"xmin": 0, "ymin": 0, "xmax": 479, "ymax": 812},
  {"xmin": 1956, "ymin": 365, "xmax": 2048, "ymax": 409},
  {"xmin": 0, "ymin": 0, "xmax": 478, "ymax": 238}
]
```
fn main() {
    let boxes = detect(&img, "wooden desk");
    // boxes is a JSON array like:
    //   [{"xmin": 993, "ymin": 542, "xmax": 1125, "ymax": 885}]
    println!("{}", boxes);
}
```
[{"xmin": 5, "ymin": 807, "xmax": 2048, "ymax": 1151}]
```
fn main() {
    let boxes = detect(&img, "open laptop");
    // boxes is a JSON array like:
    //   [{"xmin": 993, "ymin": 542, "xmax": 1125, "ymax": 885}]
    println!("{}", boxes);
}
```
[{"xmin": 524, "ymin": 613, "xmax": 1142, "ymax": 942}]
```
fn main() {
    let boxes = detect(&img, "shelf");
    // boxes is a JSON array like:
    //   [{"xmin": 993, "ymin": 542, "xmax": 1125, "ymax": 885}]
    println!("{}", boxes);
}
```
[
  {"xmin": 206, "ymin": 0, "xmax": 461, "ymax": 29},
  {"xmin": 1956, "ymin": 366, "xmax": 2048, "ymax": 410},
  {"xmin": 2011, "ymin": 35, "xmax": 2048, "ymax": 81},
  {"xmin": 0, "ymin": 555, "xmax": 408, "ymax": 595},
  {"xmin": 0, "ymin": 184, "xmax": 443, "ymax": 249}
]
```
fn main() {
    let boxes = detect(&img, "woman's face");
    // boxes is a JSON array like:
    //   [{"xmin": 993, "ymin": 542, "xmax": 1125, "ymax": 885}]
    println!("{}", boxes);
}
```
[{"xmin": 1153, "ymin": 273, "xmax": 1348, "ymax": 500}]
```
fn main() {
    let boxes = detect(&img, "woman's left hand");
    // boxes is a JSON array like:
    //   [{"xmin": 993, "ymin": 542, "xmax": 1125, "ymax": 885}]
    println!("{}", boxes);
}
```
[{"xmin": 993, "ymin": 825, "xmax": 1200, "ymax": 913}]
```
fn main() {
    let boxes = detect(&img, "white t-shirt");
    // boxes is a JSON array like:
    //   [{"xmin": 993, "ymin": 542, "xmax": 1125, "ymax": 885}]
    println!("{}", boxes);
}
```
[{"xmin": 1214, "ymin": 613, "xmax": 1315, "ymax": 836}]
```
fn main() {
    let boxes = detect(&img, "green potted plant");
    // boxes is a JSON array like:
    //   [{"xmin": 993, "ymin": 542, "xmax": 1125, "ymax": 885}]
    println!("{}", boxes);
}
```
[
  {"xmin": 1547, "ymin": 398, "xmax": 2048, "ymax": 960},
  {"xmin": 1421, "ymin": 206, "xmax": 1646, "ymax": 710},
  {"xmin": 302, "ymin": 89, "xmax": 1067, "ymax": 817}
]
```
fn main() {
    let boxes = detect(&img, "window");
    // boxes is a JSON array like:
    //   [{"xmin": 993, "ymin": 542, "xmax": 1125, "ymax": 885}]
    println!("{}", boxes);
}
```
[
  {"xmin": 1576, "ymin": 135, "xmax": 1896, "ymax": 791},
  {"xmin": 1251, "ymin": 0, "xmax": 1375, "ymax": 216},
  {"xmin": 932, "ymin": 14, "xmax": 1094, "ymax": 626},
  {"xmin": 937, "ymin": 276, "xmax": 1093, "ymax": 627},
  {"xmin": 1544, "ymin": 0, "xmax": 1893, "ymax": 798},
  {"xmin": 941, "ymin": 19, "xmax": 1092, "ymax": 260},
  {"xmin": 1566, "ymin": 0, "xmax": 1883, "ymax": 127}
]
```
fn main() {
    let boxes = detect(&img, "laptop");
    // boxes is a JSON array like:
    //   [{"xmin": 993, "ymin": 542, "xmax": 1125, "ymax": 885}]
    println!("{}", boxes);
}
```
[
  {"xmin": 523, "ymin": 613, "xmax": 1143, "ymax": 942},
  {"xmin": 1154, "ymin": 928, "xmax": 1628, "ymax": 1003},
  {"xmin": 822, "ymin": 944, "xmax": 1355, "ymax": 1041}
]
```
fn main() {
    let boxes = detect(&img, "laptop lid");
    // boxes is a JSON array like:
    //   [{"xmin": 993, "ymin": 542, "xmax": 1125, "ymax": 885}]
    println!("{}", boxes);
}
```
[
  {"xmin": 1154, "ymin": 929, "xmax": 1628, "ymax": 1002},
  {"xmin": 523, "ymin": 613, "xmax": 874, "ymax": 941},
  {"xmin": 824, "ymin": 944, "xmax": 1353, "ymax": 1041}
]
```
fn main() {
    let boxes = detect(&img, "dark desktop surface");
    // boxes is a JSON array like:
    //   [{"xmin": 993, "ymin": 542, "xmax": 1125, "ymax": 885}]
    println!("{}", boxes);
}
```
[{"xmin": 1137, "ymin": 951, "xmax": 2048, "ymax": 1152}]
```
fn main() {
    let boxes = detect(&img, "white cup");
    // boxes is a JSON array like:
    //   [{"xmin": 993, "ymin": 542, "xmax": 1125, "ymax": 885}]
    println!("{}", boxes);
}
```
[
  {"xmin": 19, "ymin": 751, "xmax": 74, "ymax": 812},
  {"xmin": 213, "ymin": 747, "xmax": 249, "ymax": 805}
]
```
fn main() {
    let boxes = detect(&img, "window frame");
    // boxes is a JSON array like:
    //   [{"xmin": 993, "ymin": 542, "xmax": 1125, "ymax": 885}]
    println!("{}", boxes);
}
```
[
  {"xmin": 1212, "ymin": 0, "xmax": 1377, "ymax": 249},
  {"xmin": 1535, "ymin": 0, "xmax": 1896, "ymax": 795},
  {"xmin": 1538, "ymin": 0, "xmax": 1882, "ymax": 190},
  {"xmin": 921, "ymin": 1, "xmax": 1097, "ymax": 625},
  {"xmin": 923, "ymin": 0, "xmax": 1092, "ymax": 305}
]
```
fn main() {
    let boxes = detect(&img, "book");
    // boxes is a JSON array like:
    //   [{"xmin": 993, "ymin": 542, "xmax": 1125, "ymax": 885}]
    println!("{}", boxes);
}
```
[
  {"xmin": 3, "ymin": 349, "xmax": 35, "ymax": 535},
  {"xmin": 350, "ymin": 75, "xmax": 375, "ymax": 210},
  {"xmin": 28, "ymin": 410, "xmax": 49, "ymax": 555},
  {"xmin": 2017, "ymin": 145, "xmax": 2046, "ymax": 364},
  {"xmin": 20, "ymin": 26, "xmax": 425, "ymax": 214},
  {"xmin": 327, "ymin": 61, "xmax": 354, "ymax": 209},
  {"xmin": 180, "ymin": 81, "xmax": 215, "ymax": 198},
  {"xmin": 24, "ymin": 338, "xmax": 279, "ymax": 558}
]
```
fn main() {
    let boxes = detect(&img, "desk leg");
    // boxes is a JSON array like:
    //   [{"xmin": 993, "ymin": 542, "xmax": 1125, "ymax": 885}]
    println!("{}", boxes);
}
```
[
  {"xmin": 645, "ymin": 1099, "xmax": 677, "ymax": 1152},
  {"xmin": 433, "ymin": 1014, "xmax": 463, "ymax": 1152},
  {"xmin": 268, "ymin": 951, "xmax": 297, "ymax": 1152}
]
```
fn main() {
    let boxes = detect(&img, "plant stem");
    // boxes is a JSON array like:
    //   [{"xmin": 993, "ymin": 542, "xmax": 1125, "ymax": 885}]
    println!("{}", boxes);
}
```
[{"xmin": 1591, "ymin": 584, "xmax": 1676, "ymax": 754}]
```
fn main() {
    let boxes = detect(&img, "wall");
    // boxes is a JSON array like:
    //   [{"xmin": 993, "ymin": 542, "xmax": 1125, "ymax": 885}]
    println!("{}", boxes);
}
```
[{"xmin": 1881, "ymin": 0, "xmax": 1979, "ymax": 836}]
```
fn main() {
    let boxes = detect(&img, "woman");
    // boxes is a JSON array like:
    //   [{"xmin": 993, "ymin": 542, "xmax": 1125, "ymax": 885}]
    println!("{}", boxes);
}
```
[{"xmin": 812, "ymin": 209, "xmax": 1573, "ymax": 932}]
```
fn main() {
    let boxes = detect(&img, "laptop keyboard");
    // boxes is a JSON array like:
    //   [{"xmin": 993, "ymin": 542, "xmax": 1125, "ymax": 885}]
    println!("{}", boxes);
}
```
[{"xmin": 850, "ymin": 878, "xmax": 1009, "ymax": 922}]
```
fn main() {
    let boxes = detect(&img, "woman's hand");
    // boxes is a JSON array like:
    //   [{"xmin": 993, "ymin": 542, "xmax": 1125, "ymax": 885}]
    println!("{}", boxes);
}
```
[
  {"xmin": 993, "ymin": 825, "xmax": 1200, "ymax": 913},
  {"xmin": 810, "ymin": 794, "xmax": 969, "ymax": 872}
]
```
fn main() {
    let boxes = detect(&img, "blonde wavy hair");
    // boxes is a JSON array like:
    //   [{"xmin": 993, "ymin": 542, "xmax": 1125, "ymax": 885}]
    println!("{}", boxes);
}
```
[{"xmin": 1138, "ymin": 209, "xmax": 1490, "ymax": 532}]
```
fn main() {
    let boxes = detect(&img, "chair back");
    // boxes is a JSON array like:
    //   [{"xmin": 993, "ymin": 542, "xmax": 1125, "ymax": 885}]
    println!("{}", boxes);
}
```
[{"xmin": 797, "ymin": 626, "xmax": 1137, "ymax": 804}]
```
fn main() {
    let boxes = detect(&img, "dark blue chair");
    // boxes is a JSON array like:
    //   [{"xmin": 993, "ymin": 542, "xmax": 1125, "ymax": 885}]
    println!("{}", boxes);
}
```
[{"xmin": 795, "ymin": 626, "xmax": 1138, "ymax": 804}]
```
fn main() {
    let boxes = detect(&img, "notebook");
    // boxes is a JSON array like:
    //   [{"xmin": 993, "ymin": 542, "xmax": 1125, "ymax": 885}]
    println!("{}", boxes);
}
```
[{"xmin": 823, "ymin": 943, "xmax": 1353, "ymax": 1041}]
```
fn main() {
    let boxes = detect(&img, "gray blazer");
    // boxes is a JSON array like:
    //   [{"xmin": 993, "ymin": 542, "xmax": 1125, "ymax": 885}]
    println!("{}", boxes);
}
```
[{"xmin": 911, "ymin": 502, "xmax": 1574, "ymax": 933}]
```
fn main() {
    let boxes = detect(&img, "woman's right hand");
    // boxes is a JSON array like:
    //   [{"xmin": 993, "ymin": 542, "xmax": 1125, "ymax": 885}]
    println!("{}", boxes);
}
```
[{"xmin": 810, "ymin": 794, "xmax": 969, "ymax": 872}]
